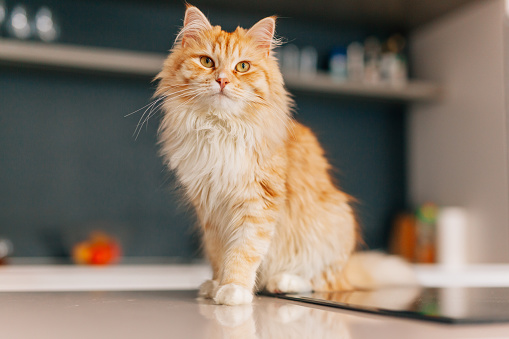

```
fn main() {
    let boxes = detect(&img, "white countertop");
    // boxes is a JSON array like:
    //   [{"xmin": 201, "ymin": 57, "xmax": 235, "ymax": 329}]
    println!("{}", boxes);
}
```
[
  {"xmin": 414, "ymin": 264, "xmax": 509, "ymax": 287},
  {"xmin": 0, "ymin": 289, "xmax": 508, "ymax": 339},
  {"xmin": 0, "ymin": 262, "xmax": 508, "ymax": 291},
  {"xmin": 0, "ymin": 262, "xmax": 508, "ymax": 338},
  {"xmin": 0, "ymin": 263, "xmax": 212, "ymax": 291}
]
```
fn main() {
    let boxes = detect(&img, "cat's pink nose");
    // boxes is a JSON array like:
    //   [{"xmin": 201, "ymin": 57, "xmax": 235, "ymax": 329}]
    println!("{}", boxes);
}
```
[{"xmin": 216, "ymin": 77, "xmax": 230, "ymax": 91}]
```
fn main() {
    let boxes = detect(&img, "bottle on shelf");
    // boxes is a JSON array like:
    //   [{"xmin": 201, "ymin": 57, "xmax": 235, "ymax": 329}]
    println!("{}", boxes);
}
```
[
  {"xmin": 363, "ymin": 36, "xmax": 382, "ymax": 85},
  {"xmin": 380, "ymin": 34, "xmax": 408, "ymax": 87},
  {"xmin": 280, "ymin": 44, "xmax": 300, "ymax": 75},
  {"xmin": 299, "ymin": 45, "xmax": 318, "ymax": 78},
  {"xmin": 329, "ymin": 47, "xmax": 348, "ymax": 82},
  {"xmin": 347, "ymin": 42, "xmax": 364, "ymax": 82}
]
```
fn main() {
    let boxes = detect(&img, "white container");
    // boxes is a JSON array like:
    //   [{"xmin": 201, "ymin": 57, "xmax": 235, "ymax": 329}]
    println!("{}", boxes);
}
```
[{"xmin": 436, "ymin": 207, "xmax": 468, "ymax": 269}]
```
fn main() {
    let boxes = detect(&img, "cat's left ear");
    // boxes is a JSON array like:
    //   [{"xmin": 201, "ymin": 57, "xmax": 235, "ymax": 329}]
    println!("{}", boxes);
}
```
[{"xmin": 246, "ymin": 16, "xmax": 276, "ymax": 56}]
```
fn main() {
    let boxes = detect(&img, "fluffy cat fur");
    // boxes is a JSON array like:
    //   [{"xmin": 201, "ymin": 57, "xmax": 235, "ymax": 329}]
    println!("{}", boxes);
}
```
[{"xmin": 156, "ymin": 6, "xmax": 415, "ymax": 306}]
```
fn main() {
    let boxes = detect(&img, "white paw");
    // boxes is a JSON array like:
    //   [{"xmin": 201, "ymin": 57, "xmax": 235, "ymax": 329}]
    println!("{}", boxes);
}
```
[
  {"xmin": 214, "ymin": 304, "xmax": 253, "ymax": 327},
  {"xmin": 214, "ymin": 284, "xmax": 253, "ymax": 306},
  {"xmin": 198, "ymin": 279, "xmax": 219, "ymax": 299},
  {"xmin": 266, "ymin": 273, "xmax": 312, "ymax": 293}
]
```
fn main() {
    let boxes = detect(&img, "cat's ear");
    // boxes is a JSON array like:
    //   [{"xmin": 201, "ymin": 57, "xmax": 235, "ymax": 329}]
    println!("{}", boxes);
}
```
[
  {"xmin": 246, "ymin": 17, "xmax": 276, "ymax": 55},
  {"xmin": 178, "ymin": 5, "xmax": 212, "ymax": 47}
]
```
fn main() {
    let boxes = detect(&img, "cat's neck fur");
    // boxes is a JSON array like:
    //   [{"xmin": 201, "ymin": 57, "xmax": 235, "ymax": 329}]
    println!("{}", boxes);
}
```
[
  {"xmin": 158, "ymin": 97, "xmax": 290, "ymax": 171},
  {"xmin": 158, "ymin": 102, "xmax": 289, "ymax": 210}
]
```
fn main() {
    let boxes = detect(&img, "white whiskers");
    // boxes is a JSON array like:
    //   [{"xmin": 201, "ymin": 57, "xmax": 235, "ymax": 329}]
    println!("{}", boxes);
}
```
[{"xmin": 126, "ymin": 84, "xmax": 206, "ymax": 140}]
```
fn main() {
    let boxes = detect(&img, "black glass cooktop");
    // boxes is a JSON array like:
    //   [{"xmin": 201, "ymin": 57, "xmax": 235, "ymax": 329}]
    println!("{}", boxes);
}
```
[{"xmin": 270, "ymin": 287, "xmax": 509, "ymax": 324}]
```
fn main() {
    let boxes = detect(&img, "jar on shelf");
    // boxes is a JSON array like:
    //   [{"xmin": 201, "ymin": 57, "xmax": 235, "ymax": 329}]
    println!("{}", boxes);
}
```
[
  {"xmin": 35, "ymin": 6, "xmax": 60, "ymax": 42},
  {"xmin": 0, "ymin": 0, "xmax": 7, "ymax": 36},
  {"xmin": 7, "ymin": 4, "xmax": 32, "ymax": 39}
]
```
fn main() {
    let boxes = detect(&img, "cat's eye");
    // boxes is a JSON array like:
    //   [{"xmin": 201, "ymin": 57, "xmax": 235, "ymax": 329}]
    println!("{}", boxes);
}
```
[
  {"xmin": 200, "ymin": 56, "xmax": 214, "ymax": 68},
  {"xmin": 235, "ymin": 61, "xmax": 250, "ymax": 73}
]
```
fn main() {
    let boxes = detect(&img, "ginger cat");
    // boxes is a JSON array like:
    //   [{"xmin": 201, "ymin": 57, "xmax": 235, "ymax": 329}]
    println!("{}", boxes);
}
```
[{"xmin": 156, "ymin": 6, "xmax": 414, "ymax": 305}]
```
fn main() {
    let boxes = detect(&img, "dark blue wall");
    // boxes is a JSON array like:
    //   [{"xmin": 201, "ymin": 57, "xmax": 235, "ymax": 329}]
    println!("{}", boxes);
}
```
[{"xmin": 0, "ymin": 0, "xmax": 407, "ymax": 258}]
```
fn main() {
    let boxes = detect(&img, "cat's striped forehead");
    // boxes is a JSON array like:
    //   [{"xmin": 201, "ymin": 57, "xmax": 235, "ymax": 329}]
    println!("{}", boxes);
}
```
[
  {"xmin": 211, "ymin": 32, "xmax": 240, "ymax": 57},
  {"xmin": 196, "ymin": 26, "xmax": 257, "ymax": 60}
]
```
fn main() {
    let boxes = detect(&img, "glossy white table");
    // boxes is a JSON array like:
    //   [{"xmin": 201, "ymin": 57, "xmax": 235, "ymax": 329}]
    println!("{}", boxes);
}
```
[
  {"xmin": 0, "ymin": 264, "xmax": 508, "ymax": 338},
  {"xmin": 1, "ymin": 289, "xmax": 508, "ymax": 339}
]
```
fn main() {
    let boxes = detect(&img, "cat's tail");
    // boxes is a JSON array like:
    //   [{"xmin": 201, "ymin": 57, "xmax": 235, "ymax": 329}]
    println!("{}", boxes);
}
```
[{"xmin": 342, "ymin": 251, "xmax": 418, "ymax": 289}]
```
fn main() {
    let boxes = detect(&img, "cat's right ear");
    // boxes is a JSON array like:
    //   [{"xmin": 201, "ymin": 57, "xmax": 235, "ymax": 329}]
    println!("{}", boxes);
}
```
[{"xmin": 177, "ymin": 5, "xmax": 212, "ymax": 47}]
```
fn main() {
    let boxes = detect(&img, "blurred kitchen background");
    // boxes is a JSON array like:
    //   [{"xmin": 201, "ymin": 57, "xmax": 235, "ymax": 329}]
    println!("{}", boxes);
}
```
[{"xmin": 0, "ymin": 0, "xmax": 507, "ymax": 265}]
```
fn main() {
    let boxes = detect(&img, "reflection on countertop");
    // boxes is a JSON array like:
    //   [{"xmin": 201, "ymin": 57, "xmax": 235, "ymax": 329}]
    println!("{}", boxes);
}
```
[
  {"xmin": 0, "ymin": 290, "xmax": 509, "ymax": 338},
  {"xmin": 198, "ymin": 297, "xmax": 352, "ymax": 339}
]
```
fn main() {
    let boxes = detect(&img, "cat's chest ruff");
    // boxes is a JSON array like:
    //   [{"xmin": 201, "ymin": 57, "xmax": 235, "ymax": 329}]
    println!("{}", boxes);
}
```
[{"xmin": 175, "ymin": 109, "xmax": 258, "ymax": 184}]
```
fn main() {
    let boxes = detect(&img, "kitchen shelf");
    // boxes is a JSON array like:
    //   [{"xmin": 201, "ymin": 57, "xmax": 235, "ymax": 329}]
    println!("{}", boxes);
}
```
[
  {"xmin": 283, "ymin": 72, "xmax": 441, "ymax": 102},
  {"xmin": 0, "ymin": 38, "xmax": 164, "ymax": 76},
  {"xmin": 0, "ymin": 38, "xmax": 441, "ymax": 102}
]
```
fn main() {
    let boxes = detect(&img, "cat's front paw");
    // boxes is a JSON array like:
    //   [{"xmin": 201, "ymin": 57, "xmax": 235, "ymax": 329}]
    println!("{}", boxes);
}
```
[
  {"xmin": 266, "ymin": 273, "xmax": 312, "ymax": 293},
  {"xmin": 198, "ymin": 279, "xmax": 219, "ymax": 299},
  {"xmin": 214, "ymin": 284, "xmax": 253, "ymax": 306}
]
